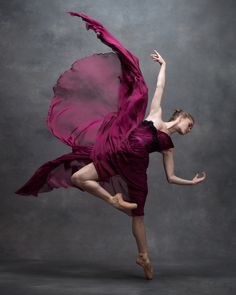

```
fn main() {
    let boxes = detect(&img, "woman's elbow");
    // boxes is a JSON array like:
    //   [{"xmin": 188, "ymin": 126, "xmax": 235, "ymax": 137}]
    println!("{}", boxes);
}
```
[{"xmin": 167, "ymin": 175, "xmax": 174, "ymax": 184}]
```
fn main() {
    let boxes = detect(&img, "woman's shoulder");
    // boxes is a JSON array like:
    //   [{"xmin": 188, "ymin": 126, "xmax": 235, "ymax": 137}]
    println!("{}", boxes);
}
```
[
  {"xmin": 144, "ymin": 117, "xmax": 170, "ymax": 135},
  {"xmin": 153, "ymin": 121, "xmax": 170, "ymax": 136}
]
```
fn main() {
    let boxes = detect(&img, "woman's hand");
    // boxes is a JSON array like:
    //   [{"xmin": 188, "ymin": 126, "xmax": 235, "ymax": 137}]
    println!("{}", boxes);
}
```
[
  {"xmin": 150, "ymin": 50, "xmax": 165, "ymax": 65},
  {"xmin": 191, "ymin": 171, "xmax": 207, "ymax": 184}
]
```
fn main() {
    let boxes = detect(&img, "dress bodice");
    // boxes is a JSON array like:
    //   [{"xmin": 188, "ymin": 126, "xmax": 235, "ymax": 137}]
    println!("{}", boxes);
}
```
[
  {"xmin": 142, "ymin": 120, "xmax": 175, "ymax": 153},
  {"xmin": 128, "ymin": 119, "xmax": 174, "ymax": 155}
]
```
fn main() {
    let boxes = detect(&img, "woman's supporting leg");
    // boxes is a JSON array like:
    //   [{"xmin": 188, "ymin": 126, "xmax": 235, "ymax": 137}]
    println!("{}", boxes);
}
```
[
  {"xmin": 71, "ymin": 162, "xmax": 138, "ymax": 210},
  {"xmin": 132, "ymin": 216, "xmax": 148, "ymax": 253},
  {"xmin": 132, "ymin": 215, "xmax": 154, "ymax": 280}
]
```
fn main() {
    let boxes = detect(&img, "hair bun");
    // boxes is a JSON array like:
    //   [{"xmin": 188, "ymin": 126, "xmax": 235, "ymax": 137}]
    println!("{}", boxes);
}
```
[{"xmin": 168, "ymin": 108, "xmax": 194, "ymax": 123}]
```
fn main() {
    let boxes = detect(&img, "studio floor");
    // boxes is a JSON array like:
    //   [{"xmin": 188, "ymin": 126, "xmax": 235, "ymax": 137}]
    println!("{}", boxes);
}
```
[{"xmin": 0, "ymin": 258, "xmax": 235, "ymax": 295}]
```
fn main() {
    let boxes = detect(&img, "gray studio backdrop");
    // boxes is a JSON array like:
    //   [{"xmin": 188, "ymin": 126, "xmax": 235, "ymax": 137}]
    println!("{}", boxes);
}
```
[{"xmin": 0, "ymin": 0, "xmax": 235, "ymax": 263}]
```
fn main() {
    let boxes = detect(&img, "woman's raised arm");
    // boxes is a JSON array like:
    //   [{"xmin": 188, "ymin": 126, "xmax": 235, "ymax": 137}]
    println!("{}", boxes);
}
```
[{"xmin": 149, "ymin": 51, "xmax": 166, "ymax": 116}]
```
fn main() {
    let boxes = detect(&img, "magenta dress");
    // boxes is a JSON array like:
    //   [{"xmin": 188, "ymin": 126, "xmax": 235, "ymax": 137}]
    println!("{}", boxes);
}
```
[{"xmin": 15, "ymin": 12, "xmax": 174, "ymax": 217}]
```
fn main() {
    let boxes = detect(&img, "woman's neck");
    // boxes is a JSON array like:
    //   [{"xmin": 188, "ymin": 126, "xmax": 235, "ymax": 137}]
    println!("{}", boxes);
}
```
[{"xmin": 163, "ymin": 119, "xmax": 179, "ymax": 135}]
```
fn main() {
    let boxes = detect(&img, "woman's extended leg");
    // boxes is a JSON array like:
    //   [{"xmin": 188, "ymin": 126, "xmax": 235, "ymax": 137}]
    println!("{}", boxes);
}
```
[
  {"xmin": 71, "ymin": 162, "xmax": 138, "ymax": 210},
  {"xmin": 132, "ymin": 216, "xmax": 154, "ymax": 280}
]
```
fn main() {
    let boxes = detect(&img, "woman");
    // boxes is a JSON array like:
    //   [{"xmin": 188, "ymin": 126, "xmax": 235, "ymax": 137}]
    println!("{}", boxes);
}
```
[{"xmin": 15, "ymin": 12, "xmax": 206, "ymax": 280}]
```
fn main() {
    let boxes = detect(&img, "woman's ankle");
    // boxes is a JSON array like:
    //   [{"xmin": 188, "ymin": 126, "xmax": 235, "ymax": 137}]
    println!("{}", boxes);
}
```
[
  {"xmin": 138, "ymin": 252, "xmax": 149, "ymax": 258},
  {"xmin": 138, "ymin": 251, "xmax": 148, "ymax": 255}
]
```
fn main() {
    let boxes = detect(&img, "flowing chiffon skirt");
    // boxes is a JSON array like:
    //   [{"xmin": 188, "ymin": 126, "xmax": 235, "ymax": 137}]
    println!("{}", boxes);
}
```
[{"xmin": 15, "ymin": 12, "xmax": 174, "ymax": 217}]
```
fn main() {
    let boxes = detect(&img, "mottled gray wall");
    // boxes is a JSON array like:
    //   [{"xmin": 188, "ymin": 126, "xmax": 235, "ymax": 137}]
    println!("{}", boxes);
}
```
[{"xmin": 0, "ymin": 0, "xmax": 235, "ymax": 263}]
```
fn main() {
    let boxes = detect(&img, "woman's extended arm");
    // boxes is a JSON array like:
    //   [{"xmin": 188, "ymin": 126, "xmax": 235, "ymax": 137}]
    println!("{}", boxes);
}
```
[
  {"xmin": 162, "ymin": 149, "xmax": 207, "ymax": 185},
  {"xmin": 149, "ymin": 50, "xmax": 166, "ymax": 114}
]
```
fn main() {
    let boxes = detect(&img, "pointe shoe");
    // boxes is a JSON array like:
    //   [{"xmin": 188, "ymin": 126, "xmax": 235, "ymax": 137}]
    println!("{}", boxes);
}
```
[
  {"xmin": 136, "ymin": 253, "xmax": 154, "ymax": 280},
  {"xmin": 111, "ymin": 193, "xmax": 138, "ymax": 210}
]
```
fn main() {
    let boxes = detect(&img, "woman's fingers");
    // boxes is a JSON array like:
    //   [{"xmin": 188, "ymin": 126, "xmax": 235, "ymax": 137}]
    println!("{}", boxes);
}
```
[
  {"xmin": 151, "ymin": 51, "xmax": 165, "ymax": 64},
  {"xmin": 151, "ymin": 51, "xmax": 159, "ymax": 57},
  {"xmin": 150, "ymin": 51, "xmax": 165, "ymax": 65},
  {"xmin": 199, "ymin": 171, "xmax": 206, "ymax": 178},
  {"xmin": 195, "ymin": 171, "xmax": 207, "ymax": 183},
  {"xmin": 150, "ymin": 53, "xmax": 160, "ymax": 60},
  {"xmin": 150, "ymin": 56, "xmax": 159, "ymax": 63},
  {"xmin": 192, "ymin": 171, "xmax": 207, "ymax": 184},
  {"xmin": 150, "ymin": 54, "xmax": 158, "ymax": 58},
  {"xmin": 194, "ymin": 173, "xmax": 199, "ymax": 179},
  {"xmin": 151, "ymin": 50, "xmax": 159, "ymax": 55},
  {"xmin": 201, "ymin": 171, "xmax": 207, "ymax": 179}
]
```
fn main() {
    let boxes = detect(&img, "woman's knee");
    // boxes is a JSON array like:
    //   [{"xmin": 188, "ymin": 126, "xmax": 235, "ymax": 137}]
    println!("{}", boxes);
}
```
[
  {"xmin": 71, "ymin": 171, "xmax": 85, "ymax": 186},
  {"xmin": 70, "ymin": 162, "xmax": 99, "ymax": 186}
]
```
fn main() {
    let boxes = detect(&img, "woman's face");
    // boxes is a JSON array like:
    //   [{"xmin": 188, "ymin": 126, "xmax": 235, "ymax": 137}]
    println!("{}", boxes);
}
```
[{"xmin": 178, "ymin": 117, "xmax": 193, "ymax": 135}]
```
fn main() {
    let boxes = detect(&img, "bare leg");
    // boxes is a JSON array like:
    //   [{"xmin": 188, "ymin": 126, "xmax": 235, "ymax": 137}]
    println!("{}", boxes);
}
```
[
  {"xmin": 71, "ymin": 162, "xmax": 138, "ymax": 211},
  {"xmin": 132, "ymin": 216, "xmax": 148, "ymax": 253},
  {"xmin": 132, "ymin": 216, "xmax": 154, "ymax": 280}
]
